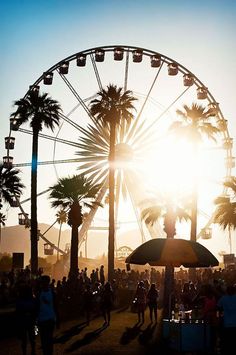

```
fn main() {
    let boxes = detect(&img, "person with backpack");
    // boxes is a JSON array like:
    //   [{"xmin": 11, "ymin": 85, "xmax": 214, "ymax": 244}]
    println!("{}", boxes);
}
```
[{"xmin": 36, "ymin": 275, "xmax": 59, "ymax": 355}]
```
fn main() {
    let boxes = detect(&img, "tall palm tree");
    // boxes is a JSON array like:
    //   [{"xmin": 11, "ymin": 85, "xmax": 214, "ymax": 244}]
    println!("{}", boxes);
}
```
[
  {"xmin": 48, "ymin": 174, "xmax": 101, "ymax": 281},
  {"xmin": 89, "ymin": 84, "xmax": 137, "ymax": 281},
  {"xmin": 141, "ymin": 196, "xmax": 190, "ymax": 317},
  {"xmin": 11, "ymin": 91, "xmax": 62, "ymax": 274},
  {"xmin": 56, "ymin": 209, "xmax": 67, "ymax": 261},
  {"xmin": 170, "ymin": 103, "xmax": 220, "ymax": 243},
  {"xmin": 213, "ymin": 177, "xmax": 236, "ymax": 254}
]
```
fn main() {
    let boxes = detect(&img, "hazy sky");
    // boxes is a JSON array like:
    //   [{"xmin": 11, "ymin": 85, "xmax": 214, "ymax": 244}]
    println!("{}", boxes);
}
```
[{"xmin": 1, "ymin": 0, "xmax": 236, "ymax": 257}]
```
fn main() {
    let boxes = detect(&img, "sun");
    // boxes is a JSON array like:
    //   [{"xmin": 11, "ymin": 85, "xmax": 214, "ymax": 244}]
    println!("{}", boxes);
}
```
[{"xmin": 142, "ymin": 135, "xmax": 197, "ymax": 198}]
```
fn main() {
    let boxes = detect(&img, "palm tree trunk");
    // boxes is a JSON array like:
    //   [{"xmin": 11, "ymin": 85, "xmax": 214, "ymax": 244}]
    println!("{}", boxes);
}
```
[
  {"xmin": 190, "ymin": 142, "xmax": 198, "ymax": 282},
  {"xmin": 31, "ymin": 129, "xmax": 39, "ymax": 275},
  {"xmin": 57, "ymin": 223, "xmax": 62, "ymax": 261},
  {"xmin": 228, "ymin": 226, "xmax": 232, "ymax": 254},
  {"xmin": 70, "ymin": 224, "xmax": 79, "ymax": 281},
  {"xmin": 108, "ymin": 121, "xmax": 116, "ymax": 281},
  {"xmin": 163, "ymin": 206, "xmax": 176, "ymax": 318}
]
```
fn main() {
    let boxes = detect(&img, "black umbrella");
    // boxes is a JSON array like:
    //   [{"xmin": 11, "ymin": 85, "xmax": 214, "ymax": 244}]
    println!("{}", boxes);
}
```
[{"xmin": 125, "ymin": 238, "xmax": 219, "ymax": 268}]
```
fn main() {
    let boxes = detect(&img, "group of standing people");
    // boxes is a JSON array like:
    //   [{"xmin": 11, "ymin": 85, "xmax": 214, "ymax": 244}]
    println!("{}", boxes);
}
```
[
  {"xmin": 134, "ymin": 281, "xmax": 159, "ymax": 324},
  {"xmin": 15, "ymin": 273, "xmax": 115, "ymax": 355},
  {"xmin": 16, "ymin": 275, "xmax": 58, "ymax": 355}
]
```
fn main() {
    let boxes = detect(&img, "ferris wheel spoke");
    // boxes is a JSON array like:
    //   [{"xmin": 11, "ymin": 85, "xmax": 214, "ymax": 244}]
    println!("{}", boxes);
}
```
[
  {"xmin": 78, "ymin": 161, "xmax": 107, "ymax": 173},
  {"xmin": 18, "ymin": 128, "xmax": 79, "ymax": 148},
  {"xmin": 90, "ymin": 168, "xmax": 108, "ymax": 185},
  {"xmin": 19, "ymin": 188, "xmax": 51, "ymax": 204},
  {"xmin": 124, "ymin": 50, "xmax": 130, "ymax": 92},
  {"xmin": 130, "ymin": 86, "xmax": 191, "ymax": 145},
  {"xmin": 124, "ymin": 62, "xmax": 164, "ymax": 142},
  {"xmin": 133, "ymin": 61, "xmax": 164, "ymax": 129},
  {"xmin": 79, "ymin": 160, "xmax": 107, "ymax": 176},
  {"xmin": 77, "ymin": 127, "xmax": 109, "ymax": 149},
  {"xmin": 14, "ymin": 158, "xmax": 82, "ymax": 167},
  {"xmin": 57, "ymin": 70, "xmax": 94, "ymax": 120},
  {"xmin": 78, "ymin": 179, "xmax": 108, "ymax": 248},
  {"xmin": 124, "ymin": 171, "xmax": 146, "ymax": 243},
  {"xmin": 90, "ymin": 53, "xmax": 103, "ymax": 91}
]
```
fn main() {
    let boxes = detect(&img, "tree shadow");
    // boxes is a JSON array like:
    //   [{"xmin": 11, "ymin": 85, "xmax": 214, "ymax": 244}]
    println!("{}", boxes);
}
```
[
  {"xmin": 54, "ymin": 321, "xmax": 87, "ymax": 344},
  {"xmin": 138, "ymin": 323, "xmax": 157, "ymax": 346},
  {"xmin": 65, "ymin": 323, "xmax": 108, "ymax": 352},
  {"xmin": 119, "ymin": 322, "xmax": 142, "ymax": 345}
]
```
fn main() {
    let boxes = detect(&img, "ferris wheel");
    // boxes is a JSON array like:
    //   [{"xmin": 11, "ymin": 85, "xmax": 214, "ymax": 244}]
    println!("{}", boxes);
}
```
[{"xmin": 3, "ymin": 45, "xmax": 235, "ymax": 256}]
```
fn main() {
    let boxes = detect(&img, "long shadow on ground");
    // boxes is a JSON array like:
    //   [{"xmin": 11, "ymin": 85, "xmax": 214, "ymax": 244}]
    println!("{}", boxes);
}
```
[
  {"xmin": 138, "ymin": 323, "xmax": 157, "ymax": 346},
  {"xmin": 65, "ymin": 324, "xmax": 108, "ymax": 353},
  {"xmin": 54, "ymin": 321, "xmax": 87, "ymax": 344},
  {"xmin": 120, "ymin": 322, "xmax": 142, "ymax": 345}
]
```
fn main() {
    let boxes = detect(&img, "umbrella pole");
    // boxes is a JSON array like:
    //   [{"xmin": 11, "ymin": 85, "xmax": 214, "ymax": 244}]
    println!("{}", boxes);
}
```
[{"xmin": 163, "ymin": 265, "xmax": 174, "ymax": 319}]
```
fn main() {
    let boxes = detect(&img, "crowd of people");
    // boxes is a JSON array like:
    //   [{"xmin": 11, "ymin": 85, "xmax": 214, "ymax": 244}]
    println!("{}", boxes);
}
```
[{"xmin": 0, "ymin": 264, "xmax": 236, "ymax": 354}]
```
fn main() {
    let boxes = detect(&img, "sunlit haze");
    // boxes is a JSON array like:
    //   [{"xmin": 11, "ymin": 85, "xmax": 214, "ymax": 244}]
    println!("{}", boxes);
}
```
[{"xmin": 1, "ymin": 0, "xmax": 236, "ymax": 261}]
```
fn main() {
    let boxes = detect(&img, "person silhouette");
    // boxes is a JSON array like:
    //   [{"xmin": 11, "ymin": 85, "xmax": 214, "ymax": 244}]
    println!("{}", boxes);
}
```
[
  {"xmin": 16, "ymin": 283, "xmax": 37, "ymax": 355},
  {"xmin": 36, "ymin": 275, "xmax": 59, "ymax": 355},
  {"xmin": 99, "ymin": 265, "xmax": 105, "ymax": 285},
  {"xmin": 100, "ymin": 282, "xmax": 114, "ymax": 325},
  {"xmin": 135, "ymin": 281, "xmax": 147, "ymax": 323},
  {"xmin": 217, "ymin": 284, "xmax": 236, "ymax": 355},
  {"xmin": 147, "ymin": 283, "xmax": 158, "ymax": 323}
]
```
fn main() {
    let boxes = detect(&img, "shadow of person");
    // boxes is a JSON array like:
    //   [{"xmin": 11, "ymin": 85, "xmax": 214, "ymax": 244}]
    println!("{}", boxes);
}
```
[
  {"xmin": 65, "ymin": 324, "xmax": 108, "ymax": 352},
  {"xmin": 54, "ymin": 321, "xmax": 87, "ymax": 344},
  {"xmin": 120, "ymin": 322, "xmax": 142, "ymax": 345},
  {"xmin": 138, "ymin": 323, "xmax": 157, "ymax": 346}
]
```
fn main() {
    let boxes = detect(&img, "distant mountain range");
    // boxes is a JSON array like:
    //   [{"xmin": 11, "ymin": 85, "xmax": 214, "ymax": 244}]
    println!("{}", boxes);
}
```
[
  {"xmin": 0, "ymin": 223, "xmax": 71, "ymax": 265},
  {"xmin": 0, "ymin": 223, "xmax": 147, "ymax": 266}
]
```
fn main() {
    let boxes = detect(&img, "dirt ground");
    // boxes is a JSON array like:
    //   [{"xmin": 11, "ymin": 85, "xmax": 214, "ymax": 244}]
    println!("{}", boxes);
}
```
[{"xmin": 0, "ymin": 307, "xmax": 166, "ymax": 355}]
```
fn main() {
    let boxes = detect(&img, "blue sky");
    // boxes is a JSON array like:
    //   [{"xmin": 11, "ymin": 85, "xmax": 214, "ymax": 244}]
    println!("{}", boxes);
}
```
[{"xmin": 1, "ymin": 0, "xmax": 236, "ymax": 256}]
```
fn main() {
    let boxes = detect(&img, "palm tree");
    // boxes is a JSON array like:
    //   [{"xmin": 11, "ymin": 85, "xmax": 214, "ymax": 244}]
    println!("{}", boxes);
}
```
[
  {"xmin": 89, "ymin": 84, "xmax": 137, "ymax": 281},
  {"xmin": 170, "ymin": 103, "xmax": 220, "ymax": 243},
  {"xmin": 56, "ymin": 209, "xmax": 67, "ymax": 261},
  {"xmin": 141, "ymin": 196, "xmax": 190, "ymax": 317},
  {"xmin": 213, "ymin": 177, "xmax": 236, "ymax": 254},
  {"xmin": 48, "ymin": 174, "xmax": 101, "ymax": 281},
  {"xmin": 11, "ymin": 91, "xmax": 62, "ymax": 274},
  {"xmin": 0, "ymin": 213, "xmax": 6, "ymax": 248},
  {"xmin": 0, "ymin": 164, "xmax": 25, "ymax": 208}
]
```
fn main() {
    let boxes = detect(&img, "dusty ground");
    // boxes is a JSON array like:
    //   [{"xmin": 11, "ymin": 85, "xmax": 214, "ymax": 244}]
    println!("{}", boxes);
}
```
[{"xmin": 0, "ymin": 307, "xmax": 167, "ymax": 355}]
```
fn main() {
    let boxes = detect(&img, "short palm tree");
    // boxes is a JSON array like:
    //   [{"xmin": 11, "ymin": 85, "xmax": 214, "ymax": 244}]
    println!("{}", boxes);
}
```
[
  {"xmin": 56, "ymin": 209, "xmax": 67, "ymax": 261},
  {"xmin": 0, "ymin": 213, "xmax": 6, "ymax": 247},
  {"xmin": 0, "ymin": 164, "xmax": 25, "ymax": 208},
  {"xmin": 141, "ymin": 196, "xmax": 190, "ymax": 318},
  {"xmin": 170, "ymin": 103, "xmax": 220, "ymax": 242},
  {"xmin": 49, "ymin": 174, "xmax": 101, "ymax": 281},
  {"xmin": 213, "ymin": 177, "xmax": 236, "ymax": 254},
  {"xmin": 89, "ymin": 84, "xmax": 137, "ymax": 280},
  {"xmin": 11, "ymin": 91, "xmax": 62, "ymax": 274}
]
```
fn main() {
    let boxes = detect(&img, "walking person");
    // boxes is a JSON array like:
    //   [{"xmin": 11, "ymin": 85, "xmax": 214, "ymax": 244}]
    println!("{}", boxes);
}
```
[
  {"xmin": 217, "ymin": 284, "xmax": 236, "ymax": 355},
  {"xmin": 16, "ymin": 283, "xmax": 37, "ymax": 355},
  {"xmin": 134, "ymin": 281, "xmax": 147, "ymax": 324},
  {"xmin": 36, "ymin": 275, "xmax": 59, "ymax": 355},
  {"xmin": 83, "ymin": 284, "xmax": 94, "ymax": 325},
  {"xmin": 147, "ymin": 283, "xmax": 158, "ymax": 323},
  {"xmin": 100, "ymin": 281, "xmax": 114, "ymax": 326}
]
